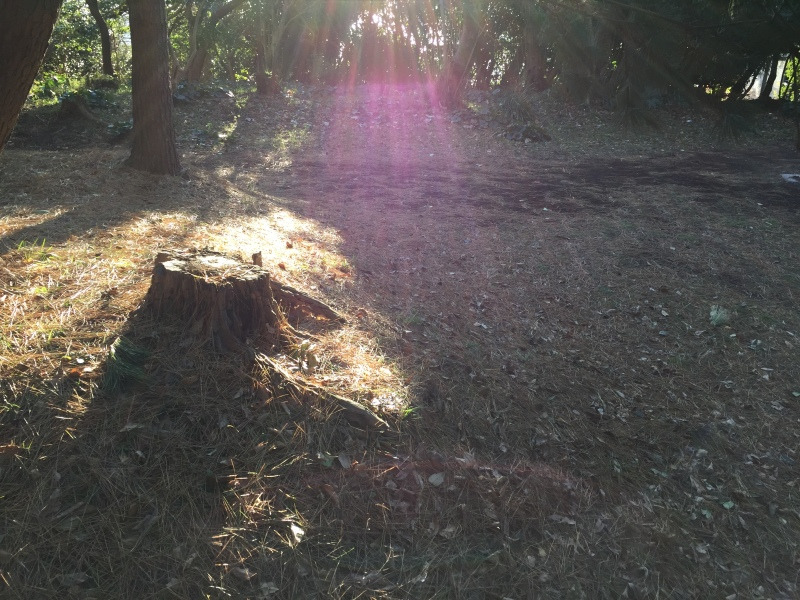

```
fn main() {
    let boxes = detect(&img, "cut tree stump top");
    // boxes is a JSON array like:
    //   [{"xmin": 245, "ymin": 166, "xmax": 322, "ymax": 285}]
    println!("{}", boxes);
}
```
[{"xmin": 156, "ymin": 252, "xmax": 263, "ymax": 282}]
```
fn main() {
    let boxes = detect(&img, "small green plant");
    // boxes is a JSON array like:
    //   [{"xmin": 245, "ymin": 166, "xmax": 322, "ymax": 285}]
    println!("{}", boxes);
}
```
[
  {"xmin": 17, "ymin": 239, "xmax": 53, "ymax": 262},
  {"xmin": 337, "ymin": 258, "xmax": 351, "ymax": 273},
  {"xmin": 273, "ymin": 126, "xmax": 310, "ymax": 154},
  {"xmin": 400, "ymin": 405, "xmax": 419, "ymax": 420},
  {"xmin": 29, "ymin": 74, "xmax": 68, "ymax": 104},
  {"xmin": 291, "ymin": 339, "xmax": 318, "ymax": 373}
]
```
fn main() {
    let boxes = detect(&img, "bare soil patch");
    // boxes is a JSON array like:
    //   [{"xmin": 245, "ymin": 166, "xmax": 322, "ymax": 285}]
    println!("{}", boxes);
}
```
[{"xmin": 1, "ymin": 84, "xmax": 799, "ymax": 599}]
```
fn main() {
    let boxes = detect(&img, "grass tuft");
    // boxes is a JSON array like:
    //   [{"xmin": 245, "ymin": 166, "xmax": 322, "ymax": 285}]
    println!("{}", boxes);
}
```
[{"xmin": 103, "ymin": 335, "xmax": 150, "ymax": 392}]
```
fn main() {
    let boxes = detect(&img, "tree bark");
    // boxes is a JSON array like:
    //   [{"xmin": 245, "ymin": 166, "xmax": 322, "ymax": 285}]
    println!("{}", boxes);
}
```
[
  {"xmin": 144, "ymin": 251, "xmax": 286, "ymax": 353},
  {"xmin": 126, "ymin": 0, "xmax": 180, "ymax": 175},
  {"xmin": 438, "ymin": 0, "xmax": 485, "ymax": 105},
  {"xmin": 183, "ymin": 0, "xmax": 248, "ymax": 82},
  {"xmin": 522, "ymin": 19, "xmax": 549, "ymax": 92},
  {"xmin": 185, "ymin": 46, "xmax": 210, "ymax": 81},
  {"xmin": 85, "ymin": 0, "xmax": 115, "ymax": 77},
  {"xmin": 0, "ymin": 0, "xmax": 63, "ymax": 155},
  {"xmin": 758, "ymin": 55, "xmax": 779, "ymax": 101},
  {"xmin": 143, "ymin": 250, "xmax": 388, "ymax": 432},
  {"xmin": 254, "ymin": 41, "xmax": 280, "ymax": 96}
]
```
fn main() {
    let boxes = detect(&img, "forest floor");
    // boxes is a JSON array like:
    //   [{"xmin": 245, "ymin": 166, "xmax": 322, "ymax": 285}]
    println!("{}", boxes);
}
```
[{"xmin": 1, "ymin": 83, "xmax": 799, "ymax": 599}]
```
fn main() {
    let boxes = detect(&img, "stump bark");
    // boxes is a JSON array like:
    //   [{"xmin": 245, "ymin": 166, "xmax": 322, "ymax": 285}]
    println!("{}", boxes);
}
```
[
  {"xmin": 142, "ymin": 250, "xmax": 388, "ymax": 432},
  {"xmin": 144, "ymin": 250, "xmax": 285, "ymax": 354}
]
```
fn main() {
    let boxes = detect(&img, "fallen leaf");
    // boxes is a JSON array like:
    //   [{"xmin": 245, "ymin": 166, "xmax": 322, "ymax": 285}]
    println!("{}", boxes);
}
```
[
  {"xmin": 428, "ymin": 472, "xmax": 445, "ymax": 487},
  {"xmin": 439, "ymin": 524, "xmax": 459, "ymax": 539},
  {"xmin": 57, "ymin": 572, "xmax": 89, "ymax": 586},
  {"xmin": 317, "ymin": 452, "xmax": 334, "ymax": 468},
  {"xmin": 290, "ymin": 523, "xmax": 305, "ymax": 545},
  {"xmin": 0, "ymin": 444, "xmax": 22, "ymax": 459},
  {"xmin": 253, "ymin": 382, "xmax": 271, "ymax": 402},
  {"xmin": 121, "ymin": 423, "xmax": 150, "ymax": 435},
  {"xmin": 320, "ymin": 483, "xmax": 340, "ymax": 506},
  {"xmin": 338, "ymin": 454, "xmax": 351, "ymax": 469},
  {"xmin": 548, "ymin": 514, "xmax": 576, "ymax": 525},
  {"xmin": 258, "ymin": 581, "xmax": 280, "ymax": 598},
  {"xmin": 710, "ymin": 305, "xmax": 731, "ymax": 326}
]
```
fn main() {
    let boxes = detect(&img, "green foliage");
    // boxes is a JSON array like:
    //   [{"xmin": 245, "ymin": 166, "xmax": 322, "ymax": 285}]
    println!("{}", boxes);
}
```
[
  {"xmin": 29, "ymin": 74, "xmax": 71, "ymax": 104},
  {"xmin": 61, "ymin": 86, "xmax": 117, "ymax": 110},
  {"xmin": 16, "ymin": 239, "xmax": 53, "ymax": 262},
  {"xmin": 27, "ymin": 0, "xmax": 800, "ymax": 141},
  {"xmin": 38, "ymin": 0, "xmax": 129, "ymax": 82}
]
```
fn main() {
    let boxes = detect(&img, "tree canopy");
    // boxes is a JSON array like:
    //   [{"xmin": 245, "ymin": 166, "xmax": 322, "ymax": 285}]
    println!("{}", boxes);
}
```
[
  {"xmin": 37, "ymin": 0, "xmax": 800, "ymax": 106},
  {"xmin": 3, "ymin": 0, "xmax": 799, "ymax": 162}
]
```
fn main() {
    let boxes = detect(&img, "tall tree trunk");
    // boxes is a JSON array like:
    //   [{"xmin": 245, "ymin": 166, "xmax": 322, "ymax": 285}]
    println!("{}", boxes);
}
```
[
  {"xmin": 522, "ymin": 19, "xmax": 548, "ymax": 91},
  {"xmin": 254, "ymin": 35, "xmax": 279, "ymax": 95},
  {"xmin": 0, "ymin": 0, "xmax": 63, "ymax": 155},
  {"xmin": 185, "ymin": 46, "xmax": 210, "ymax": 81},
  {"xmin": 183, "ymin": 0, "xmax": 247, "ymax": 82},
  {"xmin": 500, "ymin": 44, "xmax": 524, "ymax": 87},
  {"xmin": 439, "ymin": 0, "xmax": 485, "ymax": 104},
  {"xmin": 758, "ymin": 55, "xmax": 779, "ymax": 101},
  {"xmin": 85, "ymin": 0, "xmax": 115, "ymax": 77},
  {"xmin": 126, "ymin": 0, "xmax": 180, "ymax": 175}
]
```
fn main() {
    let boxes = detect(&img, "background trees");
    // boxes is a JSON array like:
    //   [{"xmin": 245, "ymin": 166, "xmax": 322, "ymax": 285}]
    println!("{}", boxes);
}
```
[
  {"xmin": 19, "ymin": 0, "xmax": 800, "ymax": 107},
  {"xmin": 3, "ymin": 0, "xmax": 798, "ymax": 159}
]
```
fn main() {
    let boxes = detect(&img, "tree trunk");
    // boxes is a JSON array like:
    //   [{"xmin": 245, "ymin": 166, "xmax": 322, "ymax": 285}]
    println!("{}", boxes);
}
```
[
  {"xmin": 142, "ymin": 250, "xmax": 388, "ymax": 432},
  {"xmin": 758, "ymin": 55, "xmax": 779, "ymax": 101},
  {"xmin": 185, "ymin": 46, "xmax": 210, "ymax": 81},
  {"xmin": 182, "ymin": 0, "xmax": 247, "ymax": 82},
  {"xmin": 439, "ymin": 0, "xmax": 485, "ymax": 104},
  {"xmin": 522, "ymin": 19, "xmax": 548, "ymax": 91},
  {"xmin": 0, "ymin": 0, "xmax": 63, "ymax": 155},
  {"xmin": 254, "ymin": 40, "xmax": 279, "ymax": 96},
  {"xmin": 144, "ymin": 252, "xmax": 286, "ymax": 353},
  {"xmin": 126, "ymin": 0, "xmax": 180, "ymax": 175},
  {"xmin": 85, "ymin": 0, "xmax": 115, "ymax": 77}
]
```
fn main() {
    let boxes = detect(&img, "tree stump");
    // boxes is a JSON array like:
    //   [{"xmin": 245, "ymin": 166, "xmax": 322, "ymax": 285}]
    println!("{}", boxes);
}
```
[
  {"xmin": 58, "ymin": 94, "xmax": 105, "ymax": 124},
  {"xmin": 141, "ymin": 250, "xmax": 389, "ymax": 432},
  {"xmin": 143, "ymin": 250, "xmax": 287, "ymax": 354}
]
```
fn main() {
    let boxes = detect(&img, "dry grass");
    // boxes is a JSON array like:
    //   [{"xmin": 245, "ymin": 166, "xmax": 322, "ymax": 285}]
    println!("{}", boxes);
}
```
[{"xmin": 1, "ymin": 84, "xmax": 799, "ymax": 599}]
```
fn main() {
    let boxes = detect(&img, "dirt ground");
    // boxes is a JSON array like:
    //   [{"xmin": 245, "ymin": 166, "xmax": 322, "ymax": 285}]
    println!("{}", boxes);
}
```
[{"xmin": 1, "ymin": 84, "xmax": 799, "ymax": 599}]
